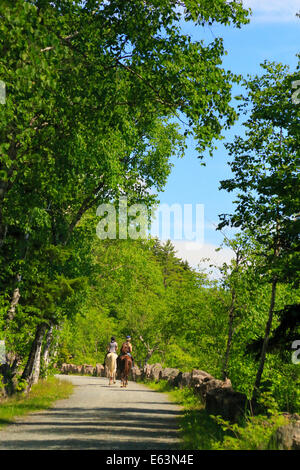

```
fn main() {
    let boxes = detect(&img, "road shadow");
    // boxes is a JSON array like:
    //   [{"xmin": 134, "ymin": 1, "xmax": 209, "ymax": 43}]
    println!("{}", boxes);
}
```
[{"xmin": 0, "ymin": 405, "xmax": 182, "ymax": 450}]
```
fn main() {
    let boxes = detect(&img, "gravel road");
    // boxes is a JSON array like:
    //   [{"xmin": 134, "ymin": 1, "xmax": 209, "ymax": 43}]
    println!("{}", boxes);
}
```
[{"xmin": 0, "ymin": 375, "xmax": 183, "ymax": 450}]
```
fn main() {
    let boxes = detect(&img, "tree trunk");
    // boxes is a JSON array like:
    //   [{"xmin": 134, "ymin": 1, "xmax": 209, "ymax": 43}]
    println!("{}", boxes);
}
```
[
  {"xmin": 6, "ymin": 287, "xmax": 20, "ymax": 323},
  {"xmin": 222, "ymin": 288, "xmax": 236, "ymax": 380},
  {"xmin": 0, "ymin": 224, "xmax": 7, "ymax": 249},
  {"xmin": 0, "ymin": 356, "xmax": 20, "ymax": 397},
  {"xmin": 5, "ymin": 273, "xmax": 22, "ymax": 324},
  {"xmin": 22, "ymin": 324, "xmax": 47, "ymax": 390},
  {"xmin": 253, "ymin": 276, "xmax": 278, "ymax": 394},
  {"xmin": 42, "ymin": 325, "xmax": 54, "ymax": 378},
  {"xmin": 144, "ymin": 349, "xmax": 155, "ymax": 366},
  {"xmin": 138, "ymin": 335, "xmax": 162, "ymax": 366},
  {"xmin": 220, "ymin": 246, "xmax": 243, "ymax": 381},
  {"xmin": 31, "ymin": 333, "xmax": 44, "ymax": 386}
]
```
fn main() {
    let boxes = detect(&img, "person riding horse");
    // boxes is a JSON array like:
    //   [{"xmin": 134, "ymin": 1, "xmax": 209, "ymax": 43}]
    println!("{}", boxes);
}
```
[
  {"xmin": 118, "ymin": 335, "xmax": 133, "ymax": 387},
  {"xmin": 104, "ymin": 336, "xmax": 118, "ymax": 366},
  {"xmin": 117, "ymin": 335, "xmax": 134, "ymax": 370}
]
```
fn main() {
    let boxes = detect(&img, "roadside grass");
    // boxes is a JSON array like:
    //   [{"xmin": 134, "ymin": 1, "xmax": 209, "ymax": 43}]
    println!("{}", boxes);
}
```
[
  {"xmin": 143, "ymin": 380, "xmax": 225, "ymax": 449},
  {"xmin": 143, "ymin": 380, "xmax": 287, "ymax": 450},
  {"xmin": 0, "ymin": 376, "xmax": 74, "ymax": 430}
]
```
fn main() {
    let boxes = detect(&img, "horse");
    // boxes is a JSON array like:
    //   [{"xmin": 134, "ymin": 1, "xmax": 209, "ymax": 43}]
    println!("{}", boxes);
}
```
[
  {"xmin": 105, "ymin": 352, "xmax": 118, "ymax": 385},
  {"xmin": 119, "ymin": 354, "xmax": 132, "ymax": 388}
]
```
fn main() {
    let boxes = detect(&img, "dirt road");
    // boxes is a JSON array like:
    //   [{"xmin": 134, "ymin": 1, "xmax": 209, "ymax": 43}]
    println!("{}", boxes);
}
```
[{"xmin": 0, "ymin": 375, "xmax": 183, "ymax": 450}]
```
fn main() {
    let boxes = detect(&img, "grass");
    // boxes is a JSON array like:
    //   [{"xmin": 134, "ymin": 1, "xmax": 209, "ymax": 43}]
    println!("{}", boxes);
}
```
[
  {"xmin": 143, "ymin": 380, "xmax": 288, "ymax": 450},
  {"xmin": 143, "ymin": 380, "xmax": 225, "ymax": 449},
  {"xmin": 0, "ymin": 376, "xmax": 74, "ymax": 430}
]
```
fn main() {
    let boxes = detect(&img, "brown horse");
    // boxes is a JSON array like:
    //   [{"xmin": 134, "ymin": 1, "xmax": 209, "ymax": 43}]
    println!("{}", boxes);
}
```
[{"xmin": 119, "ymin": 354, "xmax": 132, "ymax": 388}]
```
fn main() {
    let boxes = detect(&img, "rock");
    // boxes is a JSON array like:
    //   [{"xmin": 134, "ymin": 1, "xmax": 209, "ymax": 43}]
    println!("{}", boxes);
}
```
[
  {"xmin": 85, "ymin": 365, "xmax": 95, "ymax": 375},
  {"xmin": 161, "ymin": 368, "xmax": 180, "ymax": 384},
  {"xmin": 61, "ymin": 363, "xmax": 77, "ymax": 374},
  {"xmin": 195, "ymin": 376, "xmax": 233, "ymax": 404},
  {"xmin": 181, "ymin": 372, "xmax": 193, "ymax": 387},
  {"xmin": 223, "ymin": 378, "xmax": 232, "ymax": 388},
  {"xmin": 270, "ymin": 415, "xmax": 300, "ymax": 450},
  {"xmin": 195, "ymin": 378, "xmax": 223, "ymax": 402},
  {"xmin": 61, "ymin": 363, "xmax": 68, "ymax": 374},
  {"xmin": 191, "ymin": 369, "xmax": 214, "ymax": 387},
  {"xmin": 71, "ymin": 364, "xmax": 81, "ymax": 374},
  {"xmin": 174, "ymin": 371, "xmax": 192, "ymax": 389},
  {"xmin": 205, "ymin": 387, "xmax": 248, "ymax": 422},
  {"xmin": 80, "ymin": 364, "xmax": 95, "ymax": 375},
  {"xmin": 95, "ymin": 363, "xmax": 105, "ymax": 377},
  {"xmin": 150, "ymin": 363, "xmax": 163, "ymax": 382},
  {"xmin": 143, "ymin": 364, "xmax": 152, "ymax": 379},
  {"xmin": 131, "ymin": 365, "xmax": 142, "ymax": 381}
]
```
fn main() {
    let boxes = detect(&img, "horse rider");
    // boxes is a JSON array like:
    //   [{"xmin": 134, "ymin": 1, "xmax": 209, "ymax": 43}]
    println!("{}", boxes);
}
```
[
  {"xmin": 118, "ymin": 335, "xmax": 134, "ymax": 368},
  {"xmin": 104, "ymin": 336, "xmax": 118, "ymax": 366}
]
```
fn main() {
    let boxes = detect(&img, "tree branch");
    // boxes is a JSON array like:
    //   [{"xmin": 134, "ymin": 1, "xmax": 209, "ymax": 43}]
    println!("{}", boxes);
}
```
[
  {"xmin": 40, "ymin": 32, "xmax": 79, "ymax": 52},
  {"xmin": 64, "ymin": 177, "xmax": 105, "ymax": 244}
]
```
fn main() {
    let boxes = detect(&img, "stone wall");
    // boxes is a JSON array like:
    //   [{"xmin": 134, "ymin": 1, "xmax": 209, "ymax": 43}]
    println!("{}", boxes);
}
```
[
  {"xmin": 269, "ymin": 413, "xmax": 300, "ymax": 450},
  {"xmin": 60, "ymin": 362, "xmax": 105, "ymax": 377},
  {"xmin": 136, "ymin": 363, "xmax": 249, "ymax": 423}
]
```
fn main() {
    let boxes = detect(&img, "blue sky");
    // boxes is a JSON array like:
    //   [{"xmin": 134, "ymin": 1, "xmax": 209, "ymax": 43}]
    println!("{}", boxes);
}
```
[{"xmin": 152, "ymin": 0, "xmax": 300, "ymax": 274}]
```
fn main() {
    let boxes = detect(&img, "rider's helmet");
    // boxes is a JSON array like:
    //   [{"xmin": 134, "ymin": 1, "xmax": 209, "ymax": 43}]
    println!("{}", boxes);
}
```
[
  {"xmin": 111, "ymin": 336, "xmax": 115, "ymax": 342},
  {"xmin": 126, "ymin": 335, "xmax": 131, "ymax": 340}
]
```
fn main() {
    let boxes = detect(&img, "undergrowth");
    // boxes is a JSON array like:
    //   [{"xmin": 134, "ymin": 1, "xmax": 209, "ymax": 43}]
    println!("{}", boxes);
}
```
[
  {"xmin": 144, "ymin": 380, "xmax": 289, "ymax": 450},
  {"xmin": 0, "ymin": 376, "xmax": 73, "ymax": 430}
]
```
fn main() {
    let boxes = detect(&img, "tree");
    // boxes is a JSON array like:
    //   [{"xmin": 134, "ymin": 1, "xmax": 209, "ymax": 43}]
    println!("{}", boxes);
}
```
[
  {"xmin": 0, "ymin": 0, "xmax": 251, "ymax": 253},
  {"xmin": 217, "ymin": 234, "xmax": 250, "ymax": 380},
  {"xmin": 218, "ymin": 61, "xmax": 300, "ymax": 393}
]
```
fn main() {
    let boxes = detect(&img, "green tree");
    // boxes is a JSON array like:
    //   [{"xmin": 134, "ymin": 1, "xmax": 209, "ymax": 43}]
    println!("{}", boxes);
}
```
[{"xmin": 218, "ymin": 61, "xmax": 300, "ymax": 394}]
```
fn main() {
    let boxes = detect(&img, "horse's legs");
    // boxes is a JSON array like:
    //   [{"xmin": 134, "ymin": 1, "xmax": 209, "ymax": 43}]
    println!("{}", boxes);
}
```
[{"xmin": 120, "ymin": 372, "xmax": 125, "ymax": 387}]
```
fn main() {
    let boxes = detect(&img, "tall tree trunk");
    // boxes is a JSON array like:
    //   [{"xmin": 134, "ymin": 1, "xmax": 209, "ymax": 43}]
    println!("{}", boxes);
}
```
[
  {"xmin": 22, "ymin": 324, "xmax": 47, "ymax": 390},
  {"xmin": 0, "ymin": 224, "xmax": 7, "ymax": 249},
  {"xmin": 220, "ymin": 245, "xmax": 243, "ymax": 381},
  {"xmin": 222, "ymin": 288, "xmax": 236, "ymax": 380},
  {"xmin": 1, "ymin": 274, "xmax": 22, "ymax": 395},
  {"xmin": 42, "ymin": 325, "xmax": 54, "ymax": 378},
  {"xmin": 253, "ymin": 276, "xmax": 278, "ymax": 394},
  {"xmin": 5, "ymin": 273, "xmax": 22, "ymax": 323},
  {"xmin": 6, "ymin": 287, "xmax": 20, "ymax": 323}
]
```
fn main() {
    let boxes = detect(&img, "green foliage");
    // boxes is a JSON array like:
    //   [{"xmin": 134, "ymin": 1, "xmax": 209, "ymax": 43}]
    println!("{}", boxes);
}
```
[
  {"xmin": 57, "ymin": 236, "xmax": 212, "ymax": 368},
  {"xmin": 217, "ymin": 59, "xmax": 300, "ymax": 397},
  {"xmin": 211, "ymin": 393, "xmax": 289, "ymax": 450},
  {"xmin": 218, "ymin": 61, "xmax": 300, "ymax": 285}
]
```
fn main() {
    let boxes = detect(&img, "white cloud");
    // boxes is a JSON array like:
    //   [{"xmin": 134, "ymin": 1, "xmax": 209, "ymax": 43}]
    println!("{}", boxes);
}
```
[
  {"xmin": 171, "ymin": 240, "xmax": 235, "ymax": 280},
  {"xmin": 242, "ymin": 0, "xmax": 300, "ymax": 23}
]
